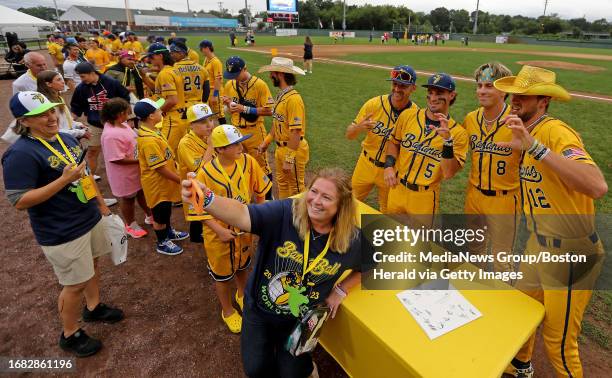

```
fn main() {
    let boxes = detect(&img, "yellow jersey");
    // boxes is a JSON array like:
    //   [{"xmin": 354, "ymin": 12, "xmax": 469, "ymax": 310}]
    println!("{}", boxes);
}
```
[
  {"xmin": 188, "ymin": 153, "xmax": 272, "ymax": 221},
  {"xmin": 223, "ymin": 75, "xmax": 274, "ymax": 128},
  {"xmin": 97, "ymin": 36, "xmax": 109, "ymax": 48},
  {"xmin": 391, "ymin": 109, "xmax": 468, "ymax": 186},
  {"xmin": 188, "ymin": 48, "xmax": 200, "ymax": 64},
  {"xmin": 354, "ymin": 95, "xmax": 418, "ymax": 163},
  {"xmin": 122, "ymin": 41, "xmax": 144, "ymax": 56},
  {"xmin": 85, "ymin": 48, "xmax": 110, "ymax": 69},
  {"xmin": 136, "ymin": 125, "xmax": 181, "ymax": 207},
  {"xmin": 48, "ymin": 42, "xmax": 64, "ymax": 64},
  {"xmin": 155, "ymin": 65, "xmax": 186, "ymax": 113},
  {"xmin": 203, "ymin": 55, "xmax": 223, "ymax": 92},
  {"xmin": 521, "ymin": 117, "xmax": 597, "ymax": 237},
  {"xmin": 110, "ymin": 39, "xmax": 122, "ymax": 54},
  {"xmin": 173, "ymin": 59, "xmax": 209, "ymax": 106},
  {"xmin": 272, "ymin": 88, "xmax": 306, "ymax": 142},
  {"xmin": 462, "ymin": 104, "xmax": 521, "ymax": 191},
  {"xmin": 176, "ymin": 130, "xmax": 212, "ymax": 179}
]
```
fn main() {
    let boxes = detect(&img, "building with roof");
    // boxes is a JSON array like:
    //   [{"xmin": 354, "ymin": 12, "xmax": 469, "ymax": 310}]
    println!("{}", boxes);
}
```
[
  {"xmin": 59, "ymin": 6, "xmax": 237, "ymax": 32},
  {"xmin": 0, "ymin": 4, "xmax": 54, "ymax": 39}
]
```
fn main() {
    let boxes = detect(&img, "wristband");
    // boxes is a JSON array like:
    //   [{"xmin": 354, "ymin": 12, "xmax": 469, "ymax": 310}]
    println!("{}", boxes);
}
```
[
  {"xmin": 443, "ymin": 138, "xmax": 453, "ymax": 146},
  {"xmin": 442, "ymin": 144, "xmax": 454, "ymax": 159},
  {"xmin": 384, "ymin": 155, "xmax": 396, "ymax": 168},
  {"xmin": 213, "ymin": 89, "xmax": 219, "ymax": 97},
  {"xmin": 334, "ymin": 284, "xmax": 347, "ymax": 298},
  {"xmin": 527, "ymin": 139, "xmax": 539, "ymax": 154},
  {"xmin": 534, "ymin": 146, "xmax": 550, "ymax": 161},
  {"xmin": 203, "ymin": 189, "xmax": 215, "ymax": 209}
]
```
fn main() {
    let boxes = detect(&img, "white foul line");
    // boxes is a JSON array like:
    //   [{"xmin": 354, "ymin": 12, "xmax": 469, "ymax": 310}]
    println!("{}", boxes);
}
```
[{"xmin": 230, "ymin": 47, "xmax": 612, "ymax": 104}]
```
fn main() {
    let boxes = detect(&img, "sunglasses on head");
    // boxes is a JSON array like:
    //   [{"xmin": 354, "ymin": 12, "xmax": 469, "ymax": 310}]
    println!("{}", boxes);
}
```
[{"xmin": 390, "ymin": 69, "xmax": 413, "ymax": 83}]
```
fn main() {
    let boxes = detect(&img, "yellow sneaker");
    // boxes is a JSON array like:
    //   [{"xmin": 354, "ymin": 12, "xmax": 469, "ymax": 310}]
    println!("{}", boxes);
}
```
[
  {"xmin": 222, "ymin": 310, "xmax": 242, "ymax": 334},
  {"xmin": 235, "ymin": 292, "xmax": 244, "ymax": 311}
]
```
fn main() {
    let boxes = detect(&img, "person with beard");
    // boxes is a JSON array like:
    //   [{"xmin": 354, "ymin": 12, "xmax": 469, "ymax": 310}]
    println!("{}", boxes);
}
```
[
  {"xmin": 345, "ymin": 65, "xmax": 418, "ymax": 213},
  {"xmin": 222, "ymin": 56, "xmax": 274, "ymax": 184},
  {"xmin": 494, "ymin": 66, "xmax": 607, "ymax": 378},
  {"xmin": 384, "ymin": 73, "xmax": 468, "ymax": 219},
  {"xmin": 257, "ymin": 57, "xmax": 309, "ymax": 199},
  {"xmin": 105, "ymin": 50, "xmax": 154, "ymax": 103}
]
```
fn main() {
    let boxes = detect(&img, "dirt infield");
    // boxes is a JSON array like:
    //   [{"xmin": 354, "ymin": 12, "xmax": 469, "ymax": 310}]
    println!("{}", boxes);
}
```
[
  {"xmin": 0, "ymin": 72, "xmax": 609, "ymax": 376},
  {"xmin": 516, "ymin": 60, "xmax": 606, "ymax": 73},
  {"xmin": 249, "ymin": 44, "xmax": 612, "ymax": 62}
]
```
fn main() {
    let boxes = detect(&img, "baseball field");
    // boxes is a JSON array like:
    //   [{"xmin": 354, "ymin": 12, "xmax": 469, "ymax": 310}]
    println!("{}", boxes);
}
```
[{"xmin": 0, "ymin": 35, "xmax": 609, "ymax": 376}]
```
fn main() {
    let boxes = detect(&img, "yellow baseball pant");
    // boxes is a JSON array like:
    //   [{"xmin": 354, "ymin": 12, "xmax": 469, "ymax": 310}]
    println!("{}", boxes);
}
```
[
  {"xmin": 161, "ymin": 111, "xmax": 189, "ymax": 153},
  {"xmin": 464, "ymin": 185, "xmax": 521, "ymax": 272},
  {"xmin": 515, "ymin": 232, "xmax": 604, "ymax": 378},
  {"xmin": 240, "ymin": 124, "xmax": 271, "ymax": 175},
  {"xmin": 274, "ymin": 140, "xmax": 309, "ymax": 199},
  {"xmin": 202, "ymin": 224, "xmax": 252, "ymax": 282},
  {"xmin": 351, "ymin": 152, "xmax": 389, "ymax": 213},
  {"xmin": 387, "ymin": 183, "xmax": 440, "ymax": 228}
]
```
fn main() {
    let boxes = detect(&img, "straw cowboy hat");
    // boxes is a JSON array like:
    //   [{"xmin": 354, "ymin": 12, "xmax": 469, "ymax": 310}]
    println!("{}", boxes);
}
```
[
  {"xmin": 258, "ymin": 57, "xmax": 306, "ymax": 75},
  {"xmin": 493, "ymin": 65, "xmax": 571, "ymax": 101}
]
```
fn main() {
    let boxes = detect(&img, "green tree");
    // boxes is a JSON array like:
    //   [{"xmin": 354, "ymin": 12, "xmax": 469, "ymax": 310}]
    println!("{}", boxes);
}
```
[
  {"xmin": 18, "ymin": 6, "xmax": 63, "ymax": 22},
  {"xmin": 449, "ymin": 9, "xmax": 470, "ymax": 33},
  {"xmin": 429, "ymin": 7, "xmax": 450, "ymax": 32}
]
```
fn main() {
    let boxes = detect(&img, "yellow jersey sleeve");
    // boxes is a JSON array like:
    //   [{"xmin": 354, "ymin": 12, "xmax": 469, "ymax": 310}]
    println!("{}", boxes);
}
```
[
  {"xmin": 188, "ymin": 49, "xmax": 200, "ymax": 63},
  {"xmin": 141, "ymin": 139, "xmax": 169, "ymax": 169},
  {"xmin": 547, "ymin": 122, "xmax": 595, "ymax": 166},
  {"xmin": 246, "ymin": 154, "xmax": 273, "ymax": 198},
  {"xmin": 256, "ymin": 80, "xmax": 274, "ymax": 109},
  {"xmin": 157, "ymin": 69, "xmax": 178, "ymax": 97},
  {"xmin": 286, "ymin": 94, "xmax": 305, "ymax": 130},
  {"xmin": 212, "ymin": 58, "xmax": 223, "ymax": 81}
]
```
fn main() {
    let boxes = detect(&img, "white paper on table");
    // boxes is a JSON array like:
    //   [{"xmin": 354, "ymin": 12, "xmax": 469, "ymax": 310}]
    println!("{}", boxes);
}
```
[{"xmin": 396, "ymin": 284, "xmax": 482, "ymax": 340}]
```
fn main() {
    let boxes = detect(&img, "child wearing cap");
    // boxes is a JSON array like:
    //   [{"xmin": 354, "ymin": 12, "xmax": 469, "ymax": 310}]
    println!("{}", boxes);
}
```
[
  {"xmin": 134, "ymin": 98, "xmax": 189, "ymax": 255},
  {"xmin": 100, "ymin": 98, "xmax": 152, "ymax": 238},
  {"xmin": 177, "ymin": 104, "xmax": 216, "ymax": 242},
  {"xmin": 193, "ymin": 124, "xmax": 272, "ymax": 333}
]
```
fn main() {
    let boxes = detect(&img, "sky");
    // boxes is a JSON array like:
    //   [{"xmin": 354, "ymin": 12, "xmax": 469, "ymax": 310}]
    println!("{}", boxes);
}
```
[{"xmin": 3, "ymin": 0, "xmax": 611, "ymax": 21}]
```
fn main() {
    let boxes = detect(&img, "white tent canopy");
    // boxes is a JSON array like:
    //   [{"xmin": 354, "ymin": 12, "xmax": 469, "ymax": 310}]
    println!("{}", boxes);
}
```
[{"xmin": 0, "ymin": 5, "xmax": 54, "ymax": 40}]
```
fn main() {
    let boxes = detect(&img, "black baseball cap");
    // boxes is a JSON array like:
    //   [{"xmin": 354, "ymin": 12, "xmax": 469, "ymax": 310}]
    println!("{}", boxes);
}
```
[
  {"xmin": 199, "ymin": 40, "xmax": 213, "ymax": 49},
  {"xmin": 224, "ymin": 56, "xmax": 245, "ymax": 79},
  {"xmin": 75, "ymin": 62, "xmax": 96, "ymax": 74}
]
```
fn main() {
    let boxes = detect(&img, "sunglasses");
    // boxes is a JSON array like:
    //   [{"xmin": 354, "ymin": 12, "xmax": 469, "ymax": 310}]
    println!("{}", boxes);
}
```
[{"xmin": 390, "ymin": 69, "xmax": 414, "ymax": 83}]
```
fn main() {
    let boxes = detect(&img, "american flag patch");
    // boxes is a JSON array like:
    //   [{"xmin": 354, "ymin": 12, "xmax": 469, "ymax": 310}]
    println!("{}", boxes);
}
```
[{"xmin": 562, "ymin": 148, "xmax": 586, "ymax": 159}]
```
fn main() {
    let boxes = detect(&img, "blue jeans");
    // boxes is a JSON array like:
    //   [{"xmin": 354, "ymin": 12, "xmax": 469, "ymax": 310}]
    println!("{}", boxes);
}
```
[{"xmin": 241, "ymin": 305, "xmax": 314, "ymax": 378}]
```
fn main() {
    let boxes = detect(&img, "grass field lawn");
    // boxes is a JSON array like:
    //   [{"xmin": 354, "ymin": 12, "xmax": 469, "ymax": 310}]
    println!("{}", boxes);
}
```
[
  {"xmin": 344, "ymin": 51, "xmax": 612, "ymax": 96},
  {"xmin": 186, "ymin": 34, "xmax": 611, "ymax": 356}
]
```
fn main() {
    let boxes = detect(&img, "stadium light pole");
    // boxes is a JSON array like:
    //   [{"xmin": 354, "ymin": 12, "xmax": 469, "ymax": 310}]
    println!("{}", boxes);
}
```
[
  {"xmin": 52, "ymin": 0, "xmax": 60, "ymax": 23},
  {"xmin": 124, "ymin": 0, "xmax": 132, "ymax": 31},
  {"xmin": 187, "ymin": 0, "xmax": 191, "ymax": 13},
  {"xmin": 342, "ymin": 0, "xmax": 347, "ymax": 31},
  {"xmin": 473, "ymin": 0, "xmax": 480, "ymax": 34},
  {"xmin": 244, "ymin": 0, "xmax": 249, "ymax": 28}
]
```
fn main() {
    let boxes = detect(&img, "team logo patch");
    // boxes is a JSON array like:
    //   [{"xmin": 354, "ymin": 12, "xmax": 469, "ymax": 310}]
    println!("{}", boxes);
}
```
[
  {"xmin": 562, "ymin": 148, "xmax": 586, "ymax": 159},
  {"xmin": 148, "ymin": 154, "xmax": 159, "ymax": 163},
  {"xmin": 162, "ymin": 83, "xmax": 172, "ymax": 89},
  {"xmin": 433, "ymin": 74, "xmax": 442, "ymax": 84},
  {"xmin": 31, "ymin": 93, "xmax": 46, "ymax": 104}
]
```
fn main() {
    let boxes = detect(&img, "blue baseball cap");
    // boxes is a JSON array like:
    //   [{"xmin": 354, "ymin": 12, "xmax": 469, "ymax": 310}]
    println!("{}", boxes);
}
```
[
  {"xmin": 146, "ymin": 43, "xmax": 169, "ymax": 57},
  {"xmin": 387, "ymin": 65, "xmax": 417, "ymax": 85},
  {"xmin": 169, "ymin": 42, "xmax": 188, "ymax": 54},
  {"xmin": 155, "ymin": 36, "xmax": 165, "ymax": 42},
  {"xmin": 174, "ymin": 37, "xmax": 187, "ymax": 44},
  {"xmin": 134, "ymin": 98, "xmax": 165, "ymax": 120},
  {"xmin": 422, "ymin": 73, "xmax": 456, "ymax": 91},
  {"xmin": 224, "ymin": 56, "xmax": 246, "ymax": 79},
  {"xmin": 199, "ymin": 40, "xmax": 213, "ymax": 49}
]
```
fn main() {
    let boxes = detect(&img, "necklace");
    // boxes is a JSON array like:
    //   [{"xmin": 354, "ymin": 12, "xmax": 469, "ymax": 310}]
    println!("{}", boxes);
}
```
[
  {"xmin": 525, "ymin": 113, "xmax": 548, "ymax": 131},
  {"xmin": 482, "ymin": 104, "xmax": 506, "ymax": 124},
  {"xmin": 311, "ymin": 229, "xmax": 327, "ymax": 241}
]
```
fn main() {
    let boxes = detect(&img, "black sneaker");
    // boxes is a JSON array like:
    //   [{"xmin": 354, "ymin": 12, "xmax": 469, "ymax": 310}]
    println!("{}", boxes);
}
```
[
  {"xmin": 59, "ymin": 328, "xmax": 102, "ymax": 357},
  {"xmin": 82, "ymin": 303, "xmax": 124, "ymax": 323}
]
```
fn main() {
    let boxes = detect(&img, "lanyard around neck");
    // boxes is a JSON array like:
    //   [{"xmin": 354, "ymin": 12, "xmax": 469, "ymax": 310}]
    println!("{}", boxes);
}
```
[
  {"xmin": 35, "ymin": 134, "xmax": 76, "ymax": 166},
  {"xmin": 302, "ymin": 228, "xmax": 332, "ymax": 279},
  {"xmin": 215, "ymin": 157, "xmax": 248, "ymax": 201}
]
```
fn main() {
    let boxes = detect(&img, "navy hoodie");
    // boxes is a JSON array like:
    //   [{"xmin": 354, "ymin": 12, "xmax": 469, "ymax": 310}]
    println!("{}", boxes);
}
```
[{"xmin": 70, "ymin": 73, "xmax": 130, "ymax": 127}]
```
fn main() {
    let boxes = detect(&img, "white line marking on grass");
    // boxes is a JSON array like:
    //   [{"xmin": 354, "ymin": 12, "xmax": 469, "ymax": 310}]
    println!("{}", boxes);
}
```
[{"xmin": 231, "ymin": 47, "xmax": 612, "ymax": 103}]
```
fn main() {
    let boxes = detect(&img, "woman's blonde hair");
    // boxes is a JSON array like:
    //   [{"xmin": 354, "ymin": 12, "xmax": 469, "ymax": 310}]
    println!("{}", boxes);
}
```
[{"xmin": 292, "ymin": 168, "xmax": 358, "ymax": 253}]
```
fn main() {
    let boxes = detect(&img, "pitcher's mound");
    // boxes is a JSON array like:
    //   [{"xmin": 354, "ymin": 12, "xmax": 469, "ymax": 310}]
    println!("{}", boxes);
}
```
[{"xmin": 517, "ymin": 60, "xmax": 605, "ymax": 73}]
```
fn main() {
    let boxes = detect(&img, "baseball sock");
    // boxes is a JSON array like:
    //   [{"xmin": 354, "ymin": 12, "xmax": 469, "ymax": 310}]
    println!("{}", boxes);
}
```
[{"xmin": 155, "ymin": 228, "xmax": 169, "ymax": 243}]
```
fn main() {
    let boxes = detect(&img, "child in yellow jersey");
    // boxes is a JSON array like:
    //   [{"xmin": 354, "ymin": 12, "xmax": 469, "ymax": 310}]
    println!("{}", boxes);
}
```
[
  {"xmin": 177, "ymin": 104, "xmax": 216, "ymax": 242},
  {"xmin": 199, "ymin": 40, "xmax": 226, "ymax": 124},
  {"xmin": 85, "ymin": 40, "xmax": 110, "ymax": 72},
  {"xmin": 191, "ymin": 125, "xmax": 271, "ymax": 333},
  {"xmin": 134, "ymin": 98, "xmax": 189, "ymax": 256}
]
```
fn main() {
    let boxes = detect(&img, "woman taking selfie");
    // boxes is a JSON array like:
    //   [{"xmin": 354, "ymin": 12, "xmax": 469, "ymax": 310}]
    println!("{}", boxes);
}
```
[{"xmin": 182, "ymin": 167, "xmax": 371, "ymax": 377}]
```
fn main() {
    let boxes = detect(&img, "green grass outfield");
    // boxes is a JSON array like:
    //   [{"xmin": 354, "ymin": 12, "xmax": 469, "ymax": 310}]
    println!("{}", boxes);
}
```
[{"xmin": 187, "ymin": 35, "xmax": 610, "ymax": 213}]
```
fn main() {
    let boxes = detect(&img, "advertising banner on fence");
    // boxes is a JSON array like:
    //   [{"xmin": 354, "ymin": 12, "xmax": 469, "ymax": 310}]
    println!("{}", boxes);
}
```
[{"xmin": 329, "ymin": 31, "xmax": 356, "ymax": 38}]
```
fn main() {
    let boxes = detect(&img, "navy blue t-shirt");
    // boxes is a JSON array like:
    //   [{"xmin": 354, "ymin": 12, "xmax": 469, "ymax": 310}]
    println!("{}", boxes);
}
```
[
  {"xmin": 2, "ymin": 133, "xmax": 101, "ymax": 246},
  {"xmin": 246, "ymin": 198, "xmax": 368, "ymax": 321}
]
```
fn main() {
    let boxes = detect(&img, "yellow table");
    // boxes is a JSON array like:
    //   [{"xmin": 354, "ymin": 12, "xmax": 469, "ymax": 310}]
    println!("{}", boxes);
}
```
[{"xmin": 319, "ymin": 203, "xmax": 545, "ymax": 378}]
